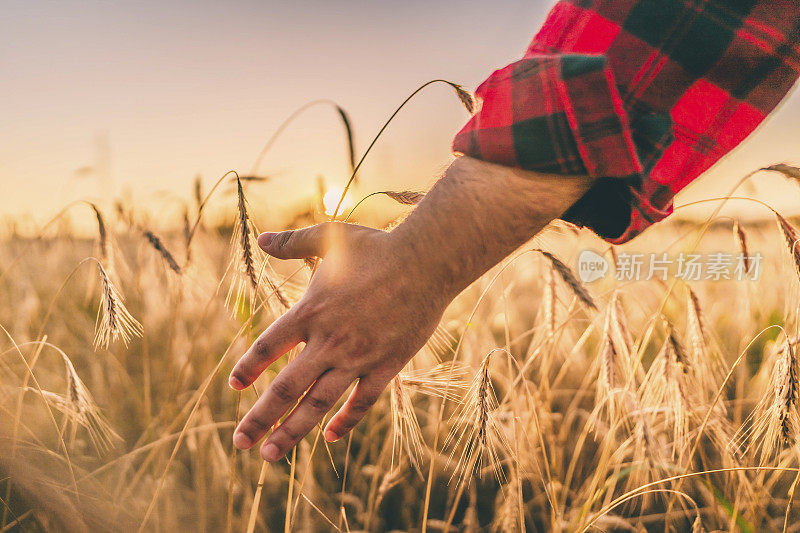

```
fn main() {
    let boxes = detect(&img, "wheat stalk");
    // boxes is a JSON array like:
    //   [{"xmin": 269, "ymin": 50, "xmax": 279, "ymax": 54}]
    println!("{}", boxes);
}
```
[
  {"xmin": 542, "ymin": 267, "xmax": 556, "ymax": 338},
  {"xmin": 382, "ymin": 191, "xmax": 426, "ymax": 205},
  {"xmin": 249, "ymin": 100, "xmax": 357, "ymax": 178},
  {"xmin": 87, "ymin": 203, "xmax": 110, "ymax": 263},
  {"xmin": 765, "ymin": 163, "xmax": 800, "ymax": 182},
  {"xmin": 592, "ymin": 302, "xmax": 637, "ymax": 429},
  {"xmin": 344, "ymin": 190, "xmax": 427, "ymax": 221},
  {"xmin": 445, "ymin": 351, "xmax": 512, "ymax": 486},
  {"xmin": 330, "ymin": 79, "xmax": 476, "ymax": 221},
  {"xmin": 142, "ymin": 228, "xmax": 182, "ymax": 274},
  {"xmin": 227, "ymin": 177, "xmax": 276, "ymax": 311},
  {"xmin": 237, "ymin": 178, "xmax": 257, "ymax": 290},
  {"xmin": 93, "ymin": 261, "xmax": 142, "ymax": 350},
  {"xmin": 766, "ymin": 338, "xmax": 799, "ymax": 457},
  {"xmin": 389, "ymin": 377, "xmax": 425, "ymax": 474},
  {"xmin": 777, "ymin": 213, "xmax": 800, "ymax": 281},
  {"xmin": 608, "ymin": 292, "xmax": 634, "ymax": 360},
  {"xmin": 400, "ymin": 362, "xmax": 469, "ymax": 402},
  {"xmin": 183, "ymin": 207, "xmax": 192, "ymax": 263},
  {"xmin": 735, "ymin": 336, "xmax": 800, "ymax": 464},
  {"xmin": 534, "ymin": 249, "xmax": 597, "ymax": 311},
  {"xmin": 61, "ymin": 352, "xmax": 119, "ymax": 452},
  {"xmin": 447, "ymin": 83, "xmax": 476, "ymax": 114},
  {"xmin": 639, "ymin": 319, "xmax": 708, "ymax": 461},
  {"xmin": 193, "ymin": 175, "xmax": 203, "ymax": 214},
  {"xmin": 733, "ymin": 219, "xmax": 750, "ymax": 273}
]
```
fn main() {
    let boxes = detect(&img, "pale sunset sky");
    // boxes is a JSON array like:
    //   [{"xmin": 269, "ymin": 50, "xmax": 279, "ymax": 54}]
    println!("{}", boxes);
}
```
[{"xmin": 3, "ymin": 0, "xmax": 800, "ymax": 230}]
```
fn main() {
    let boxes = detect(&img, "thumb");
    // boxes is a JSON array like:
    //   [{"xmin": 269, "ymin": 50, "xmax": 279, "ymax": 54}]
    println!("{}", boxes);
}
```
[{"xmin": 259, "ymin": 223, "xmax": 337, "ymax": 260}]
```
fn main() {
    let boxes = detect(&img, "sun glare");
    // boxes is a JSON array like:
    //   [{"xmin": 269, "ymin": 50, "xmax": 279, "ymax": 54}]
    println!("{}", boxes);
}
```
[{"xmin": 323, "ymin": 186, "xmax": 353, "ymax": 217}]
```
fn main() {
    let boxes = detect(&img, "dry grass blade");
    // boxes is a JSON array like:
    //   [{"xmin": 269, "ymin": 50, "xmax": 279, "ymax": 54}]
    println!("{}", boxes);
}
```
[
  {"xmin": 534, "ymin": 249, "xmax": 597, "ymax": 311},
  {"xmin": 381, "ymin": 191, "xmax": 426, "ymax": 206},
  {"xmin": 776, "ymin": 213, "xmax": 800, "ymax": 281},
  {"xmin": 142, "ymin": 229, "xmax": 182, "ymax": 274},
  {"xmin": 94, "ymin": 261, "xmax": 142, "ymax": 350}
]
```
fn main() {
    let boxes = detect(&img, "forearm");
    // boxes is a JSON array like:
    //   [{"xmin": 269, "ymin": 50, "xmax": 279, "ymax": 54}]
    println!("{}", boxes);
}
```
[
  {"xmin": 389, "ymin": 156, "xmax": 592, "ymax": 300},
  {"xmin": 232, "ymin": 157, "xmax": 592, "ymax": 456}
]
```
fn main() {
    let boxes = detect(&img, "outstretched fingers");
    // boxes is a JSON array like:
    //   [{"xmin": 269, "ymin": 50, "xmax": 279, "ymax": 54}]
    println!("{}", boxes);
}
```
[
  {"xmin": 232, "ymin": 346, "xmax": 325, "ymax": 450},
  {"xmin": 260, "ymin": 369, "xmax": 354, "ymax": 462},
  {"xmin": 324, "ymin": 374, "xmax": 386, "ymax": 442},
  {"xmin": 229, "ymin": 310, "xmax": 303, "ymax": 390}
]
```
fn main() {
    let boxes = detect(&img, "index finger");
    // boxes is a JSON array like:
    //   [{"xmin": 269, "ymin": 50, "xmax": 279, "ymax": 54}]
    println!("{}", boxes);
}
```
[
  {"xmin": 233, "ymin": 344, "xmax": 326, "ymax": 450},
  {"xmin": 229, "ymin": 310, "xmax": 304, "ymax": 390}
]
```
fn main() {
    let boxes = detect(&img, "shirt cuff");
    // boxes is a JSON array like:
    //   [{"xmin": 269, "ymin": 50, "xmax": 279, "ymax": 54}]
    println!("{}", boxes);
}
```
[{"xmin": 453, "ymin": 53, "xmax": 642, "ymax": 180}]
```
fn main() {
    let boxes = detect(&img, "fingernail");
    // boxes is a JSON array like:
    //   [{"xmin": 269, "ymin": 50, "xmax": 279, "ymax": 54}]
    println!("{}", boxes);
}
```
[
  {"xmin": 262, "ymin": 442, "xmax": 280, "ymax": 462},
  {"xmin": 233, "ymin": 432, "xmax": 252, "ymax": 449},
  {"xmin": 258, "ymin": 232, "xmax": 275, "ymax": 249},
  {"xmin": 324, "ymin": 429, "xmax": 339, "ymax": 442},
  {"xmin": 229, "ymin": 374, "xmax": 245, "ymax": 390}
]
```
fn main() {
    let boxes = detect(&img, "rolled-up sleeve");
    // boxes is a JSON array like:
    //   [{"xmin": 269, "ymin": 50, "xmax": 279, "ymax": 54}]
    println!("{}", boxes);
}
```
[
  {"xmin": 454, "ymin": 54, "xmax": 642, "ymax": 179},
  {"xmin": 454, "ymin": 0, "xmax": 800, "ymax": 244}
]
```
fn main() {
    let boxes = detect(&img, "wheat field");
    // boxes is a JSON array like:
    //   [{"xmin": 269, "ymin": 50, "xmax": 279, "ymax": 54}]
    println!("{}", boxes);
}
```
[{"xmin": 4, "ymin": 89, "xmax": 800, "ymax": 532}]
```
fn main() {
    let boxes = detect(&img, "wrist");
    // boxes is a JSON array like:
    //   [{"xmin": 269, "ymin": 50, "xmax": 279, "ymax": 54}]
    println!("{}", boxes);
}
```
[
  {"xmin": 385, "ymin": 220, "xmax": 465, "ymax": 304},
  {"xmin": 385, "ymin": 159, "xmax": 492, "ymax": 300}
]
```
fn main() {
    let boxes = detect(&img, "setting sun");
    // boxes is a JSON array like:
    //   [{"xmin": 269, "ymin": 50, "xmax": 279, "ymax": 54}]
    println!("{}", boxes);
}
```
[{"xmin": 322, "ymin": 186, "xmax": 353, "ymax": 217}]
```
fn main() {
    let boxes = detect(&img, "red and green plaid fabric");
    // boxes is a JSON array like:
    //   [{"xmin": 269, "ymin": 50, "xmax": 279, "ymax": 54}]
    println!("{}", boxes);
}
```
[{"xmin": 453, "ymin": 0, "xmax": 800, "ymax": 243}]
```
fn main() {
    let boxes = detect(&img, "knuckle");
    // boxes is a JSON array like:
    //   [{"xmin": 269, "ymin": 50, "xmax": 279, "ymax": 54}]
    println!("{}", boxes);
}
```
[
  {"xmin": 292, "ymin": 300, "xmax": 321, "ymax": 323},
  {"xmin": 319, "ymin": 330, "xmax": 348, "ymax": 350},
  {"xmin": 244, "ymin": 414, "xmax": 270, "ymax": 434},
  {"xmin": 252, "ymin": 336, "xmax": 272, "ymax": 358},
  {"xmin": 350, "ymin": 394, "xmax": 377, "ymax": 414},
  {"xmin": 305, "ymin": 393, "xmax": 332, "ymax": 412},
  {"xmin": 270, "ymin": 379, "xmax": 296, "ymax": 404},
  {"xmin": 278, "ymin": 424, "xmax": 303, "ymax": 443},
  {"xmin": 349, "ymin": 337, "xmax": 372, "ymax": 360}
]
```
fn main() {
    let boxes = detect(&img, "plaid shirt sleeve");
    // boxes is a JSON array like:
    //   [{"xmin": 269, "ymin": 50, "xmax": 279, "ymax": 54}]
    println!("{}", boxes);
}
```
[{"xmin": 453, "ymin": 0, "xmax": 800, "ymax": 243}]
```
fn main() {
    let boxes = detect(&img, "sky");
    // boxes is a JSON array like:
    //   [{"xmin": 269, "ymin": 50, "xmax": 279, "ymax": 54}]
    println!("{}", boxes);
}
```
[{"xmin": 3, "ymin": 0, "xmax": 800, "ymax": 230}]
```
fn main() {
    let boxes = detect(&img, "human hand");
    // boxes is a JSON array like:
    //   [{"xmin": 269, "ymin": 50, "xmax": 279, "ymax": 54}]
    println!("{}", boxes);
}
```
[
  {"xmin": 229, "ymin": 222, "xmax": 448, "ymax": 462},
  {"xmin": 228, "ymin": 156, "xmax": 591, "ymax": 463}
]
